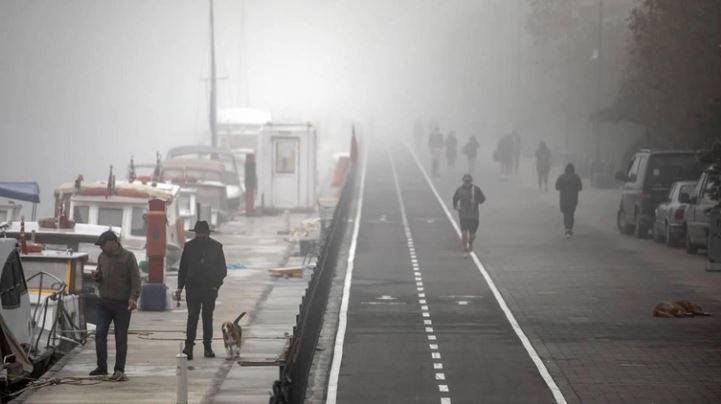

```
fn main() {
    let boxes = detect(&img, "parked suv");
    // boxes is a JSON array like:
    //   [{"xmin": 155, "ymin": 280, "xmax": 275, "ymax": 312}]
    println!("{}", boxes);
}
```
[
  {"xmin": 682, "ymin": 164, "xmax": 718, "ymax": 254},
  {"xmin": 616, "ymin": 150, "xmax": 703, "ymax": 238}
]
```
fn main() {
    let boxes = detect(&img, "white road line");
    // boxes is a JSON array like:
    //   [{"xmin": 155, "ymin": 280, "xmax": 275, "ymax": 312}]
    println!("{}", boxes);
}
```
[
  {"xmin": 390, "ymin": 150, "xmax": 453, "ymax": 402},
  {"xmin": 441, "ymin": 398, "xmax": 452, "ymax": 404},
  {"xmin": 326, "ymin": 146, "xmax": 369, "ymax": 404},
  {"xmin": 408, "ymin": 147, "xmax": 567, "ymax": 404}
]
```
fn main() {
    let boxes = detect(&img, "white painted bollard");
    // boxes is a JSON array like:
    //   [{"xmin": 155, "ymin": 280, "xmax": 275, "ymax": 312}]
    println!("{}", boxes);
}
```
[{"xmin": 176, "ymin": 343, "xmax": 188, "ymax": 404}]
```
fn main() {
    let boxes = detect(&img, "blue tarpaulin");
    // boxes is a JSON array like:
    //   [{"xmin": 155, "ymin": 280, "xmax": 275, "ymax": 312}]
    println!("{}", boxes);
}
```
[{"xmin": 0, "ymin": 182, "xmax": 40, "ymax": 203}]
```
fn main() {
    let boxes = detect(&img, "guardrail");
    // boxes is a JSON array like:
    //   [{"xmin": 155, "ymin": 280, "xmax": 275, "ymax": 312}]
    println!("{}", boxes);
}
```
[{"xmin": 269, "ymin": 162, "xmax": 357, "ymax": 404}]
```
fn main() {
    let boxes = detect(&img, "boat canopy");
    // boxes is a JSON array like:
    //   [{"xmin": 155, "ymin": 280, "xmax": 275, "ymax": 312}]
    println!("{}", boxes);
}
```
[
  {"xmin": 167, "ymin": 145, "xmax": 235, "ymax": 159},
  {"xmin": 0, "ymin": 182, "xmax": 40, "ymax": 203}
]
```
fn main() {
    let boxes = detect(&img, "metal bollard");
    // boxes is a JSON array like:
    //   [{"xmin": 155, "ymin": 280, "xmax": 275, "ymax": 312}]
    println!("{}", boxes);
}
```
[{"xmin": 176, "ymin": 342, "xmax": 188, "ymax": 404}]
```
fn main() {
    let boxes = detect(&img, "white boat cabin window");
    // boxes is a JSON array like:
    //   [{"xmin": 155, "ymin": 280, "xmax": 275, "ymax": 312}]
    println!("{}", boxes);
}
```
[
  {"xmin": 1, "ymin": 250, "xmax": 27, "ymax": 309},
  {"xmin": 73, "ymin": 206, "xmax": 89, "ymax": 224},
  {"xmin": 275, "ymin": 139, "xmax": 297, "ymax": 174},
  {"xmin": 130, "ymin": 207, "xmax": 147, "ymax": 237},
  {"xmin": 0, "ymin": 209, "xmax": 8, "ymax": 223},
  {"xmin": 98, "ymin": 207, "xmax": 123, "ymax": 228}
]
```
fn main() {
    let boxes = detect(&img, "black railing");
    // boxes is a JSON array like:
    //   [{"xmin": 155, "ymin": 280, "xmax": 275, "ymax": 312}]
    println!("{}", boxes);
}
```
[{"xmin": 270, "ymin": 163, "xmax": 357, "ymax": 404}]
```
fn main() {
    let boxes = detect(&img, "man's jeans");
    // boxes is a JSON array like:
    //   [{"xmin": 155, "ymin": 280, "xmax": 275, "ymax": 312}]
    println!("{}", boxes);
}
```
[
  {"xmin": 563, "ymin": 211, "xmax": 575, "ymax": 231},
  {"xmin": 95, "ymin": 300, "xmax": 131, "ymax": 372},
  {"xmin": 185, "ymin": 289, "xmax": 217, "ymax": 345}
]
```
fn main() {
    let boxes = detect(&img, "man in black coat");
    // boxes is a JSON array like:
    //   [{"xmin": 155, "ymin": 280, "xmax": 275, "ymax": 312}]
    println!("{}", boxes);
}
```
[
  {"xmin": 175, "ymin": 221, "xmax": 227, "ymax": 359},
  {"xmin": 555, "ymin": 163, "xmax": 583, "ymax": 238}
]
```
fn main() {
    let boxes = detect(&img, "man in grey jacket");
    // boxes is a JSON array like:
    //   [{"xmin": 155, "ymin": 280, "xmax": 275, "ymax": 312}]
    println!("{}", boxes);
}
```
[
  {"xmin": 453, "ymin": 174, "xmax": 486, "ymax": 257},
  {"xmin": 89, "ymin": 230, "xmax": 141, "ymax": 381}
]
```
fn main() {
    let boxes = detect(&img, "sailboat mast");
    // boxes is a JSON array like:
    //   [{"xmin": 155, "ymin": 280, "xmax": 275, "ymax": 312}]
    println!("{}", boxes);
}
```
[{"xmin": 209, "ymin": 0, "xmax": 218, "ymax": 148}]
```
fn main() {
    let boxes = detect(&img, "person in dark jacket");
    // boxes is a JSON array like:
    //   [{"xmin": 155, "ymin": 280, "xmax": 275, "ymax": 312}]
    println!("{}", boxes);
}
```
[
  {"xmin": 428, "ymin": 127, "xmax": 445, "ymax": 177},
  {"xmin": 445, "ymin": 132, "xmax": 458, "ymax": 169},
  {"xmin": 89, "ymin": 230, "xmax": 141, "ymax": 381},
  {"xmin": 453, "ymin": 174, "xmax": 486, "ymax": 257},
  {"xmin": 462, "ymin": 136, "xmax": 480, "ymax": 174},
  {"xmin": 555, "ymin": 163, "xmax": 583, "ymax": 237},
  {"xmin": 175, "ymin": 221, "xmax": 227, "ymax": 359}
]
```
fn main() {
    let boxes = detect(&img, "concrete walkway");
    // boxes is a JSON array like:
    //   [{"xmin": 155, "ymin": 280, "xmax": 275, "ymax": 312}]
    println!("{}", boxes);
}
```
[{"xmin": 18, "ymin": 213, "xmax": 313, "ymax": 404}]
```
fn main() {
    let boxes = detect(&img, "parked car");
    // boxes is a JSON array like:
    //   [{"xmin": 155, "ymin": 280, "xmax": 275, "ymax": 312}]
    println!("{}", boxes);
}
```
[
  {"xmin": 652, "ymin": 180, "xmax": 697, "ymax": 246},
  {"xmin": 682, "ymin": 164, "xmax": 718, "ymax": 254},
  {"xmin": 616, "ymin": 149, "xmax": 703, "ymax": 238}
]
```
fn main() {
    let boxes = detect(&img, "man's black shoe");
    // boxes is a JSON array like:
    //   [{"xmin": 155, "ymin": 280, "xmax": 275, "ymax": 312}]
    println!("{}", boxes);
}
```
[
  {"xmin": 204, "ymin": 344, "xmax": 215, "ymax": 358},
  {"xmin": 89, "ymin": 367, "xmax": 108, "ymax": 376},
  {"xmin": 183, "ymin": 344, "xmax": 193, "ymax": 360}
]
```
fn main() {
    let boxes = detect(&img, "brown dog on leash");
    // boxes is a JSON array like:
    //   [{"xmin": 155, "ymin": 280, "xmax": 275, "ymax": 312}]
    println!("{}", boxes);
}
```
[
  {"xmin": 222, "ymin": 312, "xmax": 247, "ymax": 359},
  {"xmin": 653, "ymin": 300, "xmax": 711, "ymax": 318}
]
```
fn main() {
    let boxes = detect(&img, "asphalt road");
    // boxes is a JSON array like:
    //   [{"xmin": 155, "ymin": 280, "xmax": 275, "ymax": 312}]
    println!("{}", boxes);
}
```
[{"xmin": 332, "ymin": 142, "xmax": 721, "ymax": 404}]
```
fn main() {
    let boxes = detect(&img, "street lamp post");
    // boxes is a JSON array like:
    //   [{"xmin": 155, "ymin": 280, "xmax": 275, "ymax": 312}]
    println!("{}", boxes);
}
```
[{"xmin": 594, "ymin": 0, "xmax": 604, "ymax": 165}]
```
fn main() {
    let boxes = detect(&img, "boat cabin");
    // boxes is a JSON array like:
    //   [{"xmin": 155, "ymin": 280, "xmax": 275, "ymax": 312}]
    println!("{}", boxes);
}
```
[
  {"xmin": 0, "ymin": 201, "xmax": 22, "ymax": 224},
  {"xmin": 166, "ymin": 145, "xmax": 242, "ymax": 211},
  {"xmin": 162, "ymin": 159, "xmax": 226, "ymax": 227},
  {"xmin": 0, "ymin": 182, "xmax": 41, "ymax": 222},
  {"xmin": 0, "ymin": 238, "xmax": 34, "ymax": 382},
  {"xmin": 54, "ymin": 180, "xmax": 184, "ymax": 270},
  {"xmin": 3, "ymin": 221, "xmax": 118, "ymax": 270}
]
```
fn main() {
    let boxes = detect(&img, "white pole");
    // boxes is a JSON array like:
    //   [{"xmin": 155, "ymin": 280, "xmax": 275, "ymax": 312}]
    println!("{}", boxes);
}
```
[
  {"xmin": 284, "ymin": 209, "xmax": 290, "ymax": 234},
  {"xmin": 176, "ymin": 342, "xmax": 188, "ymax": 404}
]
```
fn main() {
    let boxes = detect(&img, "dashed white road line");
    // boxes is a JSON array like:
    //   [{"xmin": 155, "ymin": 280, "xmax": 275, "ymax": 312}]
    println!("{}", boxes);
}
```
[
  {"xmin": 390, "ymin": 150, "xmax": 452, "ymax": 404},
  {"xmin": 326, "ymin": 146, "xmax": 369, "ymax": 404},
  {"xmin": 408, "ymin": 146, "xmax": 567, "ymax": 404}
]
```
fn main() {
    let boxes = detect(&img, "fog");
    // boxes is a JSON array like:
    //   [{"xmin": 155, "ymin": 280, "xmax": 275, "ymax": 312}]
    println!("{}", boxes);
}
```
[{"xmin": 1, "ymin": 1, "xmax": 619, "ymax": 216}]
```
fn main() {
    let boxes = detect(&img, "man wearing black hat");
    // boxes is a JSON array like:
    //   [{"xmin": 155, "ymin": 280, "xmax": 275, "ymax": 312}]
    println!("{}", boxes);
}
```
[
  {"xmin": 175, "ymin": 221, "xmax": 227, "ymax": 359},
  {"xmin": 89, "ymin": 230, "xmax": 141, "ymax": 381}
]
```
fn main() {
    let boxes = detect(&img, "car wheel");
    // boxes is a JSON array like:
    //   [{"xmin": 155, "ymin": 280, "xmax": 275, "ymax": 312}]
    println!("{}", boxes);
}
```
[
  {"xmin": 686, "ymin": 229, "xmax": 698, "ymax": 254},
  {"xmin": 665, "ymin": 223, "xmax": 676, "ymax": 247},
  {"xmin": 634, "ymin": 213, "xmax": 647, "ymax": 239},
  {"xmin": 617, "ymin": 209, "xmax": 634, "ymax": 235}
]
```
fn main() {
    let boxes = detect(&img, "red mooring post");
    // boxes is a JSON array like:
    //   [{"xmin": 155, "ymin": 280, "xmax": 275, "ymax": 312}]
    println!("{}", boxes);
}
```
[{"xmin": 146, "ymin": 198, "xmax": 167, "ymax": 284}]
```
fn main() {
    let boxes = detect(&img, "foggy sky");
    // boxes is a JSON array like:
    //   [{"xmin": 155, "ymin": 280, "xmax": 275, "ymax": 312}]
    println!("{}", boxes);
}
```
[{"xmin": 1, "ymin": 1, "xmax": 530, "ymax": 216}]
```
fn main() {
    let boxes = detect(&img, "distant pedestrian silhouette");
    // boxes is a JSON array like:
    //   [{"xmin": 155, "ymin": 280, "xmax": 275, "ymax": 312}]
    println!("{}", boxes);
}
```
[
  {"xmin": 535, "ymin": 141, "xmax": 551, "ymax": 191},
  {"xmin": 555, "ymin": 163, "xmax": 582, "ymax": 238}
]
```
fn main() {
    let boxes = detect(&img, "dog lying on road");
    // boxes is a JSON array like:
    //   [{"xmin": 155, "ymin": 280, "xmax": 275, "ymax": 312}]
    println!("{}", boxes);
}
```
[
  {"xmin": 653, "ymin": 300, "xmax": 711, "ymax": 318},
  {"xmin": 222, "ymin": 312, "xmax": 247, "ymax": 359}
]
